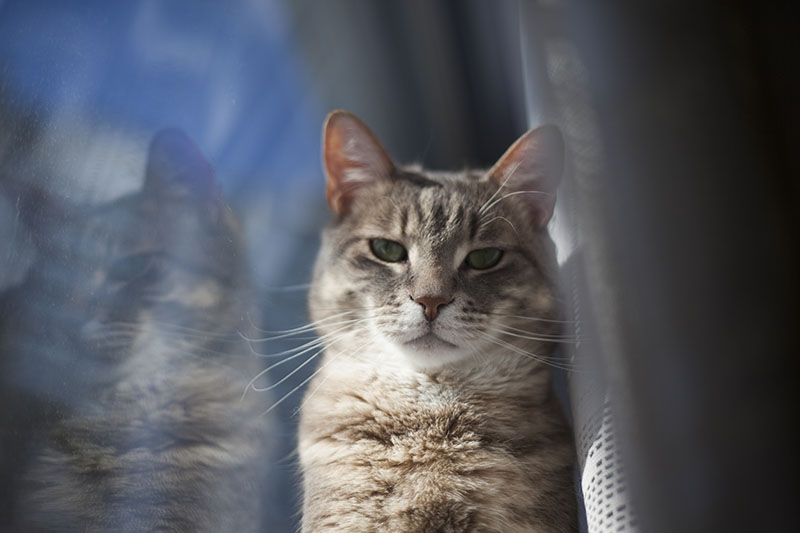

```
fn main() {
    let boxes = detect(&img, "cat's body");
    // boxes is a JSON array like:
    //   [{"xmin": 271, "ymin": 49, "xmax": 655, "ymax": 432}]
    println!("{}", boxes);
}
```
[
  {"xmin": 298, "ymin": 111, "xmax": 577, "ymax": 532},
  {"xmin": 0, "ymin": 130, "xmax": 271, "ymax": 531}
]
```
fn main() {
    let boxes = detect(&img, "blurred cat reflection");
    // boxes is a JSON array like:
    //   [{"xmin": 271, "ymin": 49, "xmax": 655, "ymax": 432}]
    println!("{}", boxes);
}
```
[{"xmin": 0, "ymin": 130, "xmax": 272, "ymax": 531}]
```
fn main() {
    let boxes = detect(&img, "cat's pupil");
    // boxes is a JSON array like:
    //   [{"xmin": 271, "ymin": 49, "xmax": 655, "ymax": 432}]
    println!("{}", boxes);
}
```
[
  {"xmin": 107, "ymin": 252, "xmax": 157, "ymax": 282},
  {"xmin": 369, "ymin": 239, "xmax": 407, "ymax": 263},
  {"xmin": 465, "ymin": 248, "xmax": 503, "ymax": 270}
]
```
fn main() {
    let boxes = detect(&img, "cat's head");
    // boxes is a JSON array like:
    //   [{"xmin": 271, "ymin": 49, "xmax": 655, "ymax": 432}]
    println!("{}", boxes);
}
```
[
  {"xmin": 310, "ymin": 110, "xmax": 563, "ymax": 370},
  {"xmin": 1, "ymin": 130, "xmax": 247, "ymax": 386}
]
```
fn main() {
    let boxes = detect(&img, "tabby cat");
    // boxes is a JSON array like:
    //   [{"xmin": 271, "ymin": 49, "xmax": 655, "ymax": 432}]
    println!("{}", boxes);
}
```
[
  {"xmin": 0, "ymin": 130, "xmax": 271, "ymax": 531},
  {"xmin": 298, "ymin": 111, "xmax": 577, "ymax": 532}
]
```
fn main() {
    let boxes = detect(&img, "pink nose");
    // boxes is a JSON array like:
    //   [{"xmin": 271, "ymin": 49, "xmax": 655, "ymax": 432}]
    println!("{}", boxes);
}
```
[{"xmin": 412, "ymin": 295, "xmax": 453, "ymax": 322}]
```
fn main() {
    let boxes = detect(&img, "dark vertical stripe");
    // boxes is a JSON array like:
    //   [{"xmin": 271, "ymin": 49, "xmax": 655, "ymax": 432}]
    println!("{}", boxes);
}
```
[
  {"xmin": 453, "ymin": 204, "xmax": 465, "ymax": 226},
  {"xmin": 412, "ymin": 202, "xmax": 424, "ymax": 236},
  {"xmin": 400, "ymin": 208, "xmax": 409, "ymax": 239},
  {"xmin": 469, "ymin": 213, "xmax": 479, "ymax": 240},
  {"xmin": 429, "ymin": 202, "xmax": 447, "ymax": 235}
]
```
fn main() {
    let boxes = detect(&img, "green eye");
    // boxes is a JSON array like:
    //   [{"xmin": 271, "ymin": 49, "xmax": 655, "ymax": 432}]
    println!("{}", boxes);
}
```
[
  {"xmin": 369, "ymin": 239, "xmax": 407, "ymax": 262},
  {"xmin": 465, "ymin": 248, "xmax": 503, "ymax": 270}
]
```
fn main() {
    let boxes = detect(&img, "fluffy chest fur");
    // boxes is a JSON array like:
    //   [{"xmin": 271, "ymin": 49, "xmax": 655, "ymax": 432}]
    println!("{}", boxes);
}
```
[{"xmin": 299, "ymin": 349, "xmax": 575, "ymax": 532}]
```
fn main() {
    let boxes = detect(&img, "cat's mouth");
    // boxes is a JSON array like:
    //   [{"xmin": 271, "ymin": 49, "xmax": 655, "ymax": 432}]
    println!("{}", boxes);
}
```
[{"xmin": 403, "ymin": 332, "xmax": 458, "ymax": 352}]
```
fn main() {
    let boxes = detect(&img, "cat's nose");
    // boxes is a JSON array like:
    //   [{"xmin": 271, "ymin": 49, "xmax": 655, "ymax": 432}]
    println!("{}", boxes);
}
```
[{"xmin": 411, "ymin": 294, "xmax": 453, "ymax": 322}]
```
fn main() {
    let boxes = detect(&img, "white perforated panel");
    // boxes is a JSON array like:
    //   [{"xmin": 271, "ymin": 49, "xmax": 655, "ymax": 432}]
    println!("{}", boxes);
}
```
[{"xmin": 581, "ymin": 405, "xmax": 638, "ymax": 532}]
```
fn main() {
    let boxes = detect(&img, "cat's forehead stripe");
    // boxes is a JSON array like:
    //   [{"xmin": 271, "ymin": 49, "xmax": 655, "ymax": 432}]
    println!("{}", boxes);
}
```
[
  {"xmin": 395, "ymin": 170, "xmax": 443, "ymax": 189},
  {"xmin": 399, "ymin": 207, "xmax": 409, "ymax": 239},
  {"xmin": 469, "ymin": 213, "xmax": 480, "ymax": 240}
]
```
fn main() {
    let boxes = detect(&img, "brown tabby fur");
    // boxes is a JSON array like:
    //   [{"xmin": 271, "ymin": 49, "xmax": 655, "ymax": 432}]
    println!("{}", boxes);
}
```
[{"xmin": 298, "ymin": 111, "xmax": 577, "ymax": 532}]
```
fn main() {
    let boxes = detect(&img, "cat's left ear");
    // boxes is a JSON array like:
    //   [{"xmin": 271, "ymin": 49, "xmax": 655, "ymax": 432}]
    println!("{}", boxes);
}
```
[
  {"xmin": 486, "ymin": 125, "xmax": 564, "ymax": 229},
  {"xmin": 323, "ymin": 110, "xmax": 396, "ymax": 216},
  {"xmin": 144, "ymin": 129, "xmax": 220, "ymax": 208}
]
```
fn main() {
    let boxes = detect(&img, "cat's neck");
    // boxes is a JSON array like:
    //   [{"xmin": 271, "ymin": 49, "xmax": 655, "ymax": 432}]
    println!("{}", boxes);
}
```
[{"xmin": 320, "ymin": 341, "xmax": 552, "ymax": 399}]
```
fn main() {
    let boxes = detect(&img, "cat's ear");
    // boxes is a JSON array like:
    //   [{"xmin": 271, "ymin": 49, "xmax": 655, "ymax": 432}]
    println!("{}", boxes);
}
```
[
  {"xmin": 144, "ymin": 129, "xmax": 219, "ymax": 204},
  {"xmin": 486, "ymin": 125, "xmax": 564, "ymax": 229},
  {"xmin": 323, "ymin": 110, "xmax": 396, "ymax": 216}
]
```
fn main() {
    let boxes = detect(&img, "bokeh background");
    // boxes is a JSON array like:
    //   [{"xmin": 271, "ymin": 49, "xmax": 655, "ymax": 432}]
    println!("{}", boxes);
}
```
[{"xmin": 1, "ymin": 1, "xmax": 796, "ymax": 532}]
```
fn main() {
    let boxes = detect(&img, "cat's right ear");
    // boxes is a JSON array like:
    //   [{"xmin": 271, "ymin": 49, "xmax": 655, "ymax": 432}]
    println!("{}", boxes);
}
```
[
  {"xmin": 323, "ymin": 110, "xmax": 395, "ymax": 216},
  {"xmin": 486, "ymin": 125, "xmax": 564, "ymax": 229},
  {"xmin": 144, "ymin": 129, "xmax": 219, "ymax": 202},
  {"xmin": 144, "ymin": 128, "xmax": 223, "ymax": 222}
]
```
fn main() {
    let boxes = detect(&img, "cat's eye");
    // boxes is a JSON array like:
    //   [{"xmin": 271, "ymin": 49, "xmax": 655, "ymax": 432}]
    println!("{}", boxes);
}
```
[
  {"xmin": 465, "ymin": 248, "xmax": 503, "ymax": 270},
  {"xmin": 369, "ymin": 238, "xmax": 407, "ymax": 263},
  {"xmin": 107, "ymin": 253, "xmax": 159, "ymax": 282}
]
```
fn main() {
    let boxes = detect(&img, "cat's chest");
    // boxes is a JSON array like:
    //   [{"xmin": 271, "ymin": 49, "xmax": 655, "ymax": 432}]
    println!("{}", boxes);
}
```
[{"xmin": 301, "ymin": 360, "xmax": 488, "ymax": 460}]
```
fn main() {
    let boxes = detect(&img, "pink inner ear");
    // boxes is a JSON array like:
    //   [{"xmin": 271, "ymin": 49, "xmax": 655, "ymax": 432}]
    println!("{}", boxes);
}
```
[
  {"xmin": 487, "ymin": 125, "xmax": 564, "ymax": 229},
  {"xmin": 322, "ymin": 111, "xmax": 395, "ymax": 216}
]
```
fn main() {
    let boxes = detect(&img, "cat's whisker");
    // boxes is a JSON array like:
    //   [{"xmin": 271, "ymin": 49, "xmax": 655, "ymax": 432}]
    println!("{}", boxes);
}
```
[
  {"xmin": 479, "ymin": 216, "xmax": 518, "ymax": 235},
  {"xmin": 305, "ymin": 305, "xmax": 381, "ymax": 314},
  {"xmin": 292, "ymin": 339, "xmax": 374, "ymax": 417},
  {"xmin": 253, "ymin": 330, "xmax": 368, "ymax": 394},
  {"xmin": 242, "ymin": 328, "xmax": 342, "ymax": 360},
  {"xmin": 479, "ymin": 333, "xmax": 579, "ymax": 372},
  {"xmin": 105, "ymin": 321, "xmax": 241, "ymax": 341},
  {"xmin": 244, "ymin": 310, "xmax": 360, "ymax": 337},
  {"xmin": 479, "ymin": 190, "xmax": 555, "ymax": 218},
  {"xmin": 488, "ymin": 327, "xmax": 580, "ymax": 345},
  {"xmin": 154, "ymin": 337, "xmax": 249, "ymax": 360},
  {"xmin": 247, "ymin": 311, "xmax": 358, "ymax": 334},
  {"xmin": 107, "ymin": 327, "xmax": 242, "ymax": 346},
  {"xmin": 495, "ymin": 324, "xmax": 583, "ymax": 341},
  {"xmin": 241, "ymin": 320, "xmax": 372, "ymax": 400},
  {"xmin": 239, "ymin": 317, "xmax": 363, "ymax": 343},
  {"xmin": 240, "ymin": 317, "xmax": 371, "ymax": 357},
  {"xmin": 256, "ymin": 282, "xmax": 312, "ymax": 293},
  {"xmin": 148, "ymin": 343, "xmax": 253, "ymax": 374},
  {"xmin": 477, "ymin": 160, "xmax": 523, "ymax": 215},
  {"xmin": 250, "ymin": 347, "xmax": 326, "ymax": 393},
  {"xmin": 487, "ymin": 312, "xmax": 579, "ymax": 324},
  {"xmin": 258, "ymin": 337, "xmax": 373, "ymax": 417}
]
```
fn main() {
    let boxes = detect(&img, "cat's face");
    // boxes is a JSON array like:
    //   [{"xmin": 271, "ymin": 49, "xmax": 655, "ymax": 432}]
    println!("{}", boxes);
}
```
[
  {"xmin": 2, "ymin": 130, "xmax": 246, "ymax": 393},
  {"xmin": 310, "ymin": 111, "xmax": 563, "ymax": 370}
]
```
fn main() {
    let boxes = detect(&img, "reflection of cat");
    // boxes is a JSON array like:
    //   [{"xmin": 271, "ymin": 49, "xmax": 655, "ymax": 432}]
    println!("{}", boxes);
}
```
[
  {"xmin": 0, "ymin": 130, "xmax": 271, "ymax": 531},
  {"xmin": 299, "ymin": 111, "xmax": 577, "ymax": 532}
]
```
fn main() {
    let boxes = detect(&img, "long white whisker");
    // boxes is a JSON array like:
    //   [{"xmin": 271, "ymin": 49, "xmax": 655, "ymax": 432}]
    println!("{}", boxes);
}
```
[
  {"xmin": 480, "ymin": 333, "xmax": 578, "ymax": 372},
  {"xmin": 241, "ymin": 319, "xmax": 372, "ymax": 400},
  {"xmin": 257, "ymin": 282, "xmax": 312, "ymax": 292},
  {"xmin": 495, "ymin": 323, "xmax": 582, "ymax": 340},
  {"xmin": 243, "ymin": 317, "xmax": 371, "ymax": 358},
  {"xmin": 479, "ymin": 216, "xmax": 518, "ymax": 235},
  {"xmin": 245, "ymin": 310, "xmax": 359, "ymax": 336},
  {"xmin": 251, "ymin": 342, "xmax": 329, "ymax": 393},
  {"xmin": 241, "ymin": 320, "xmax": 356, "ymax": 366},
  {"xmin": 488, "ymin": 313, "xmax": 578, "ymax": 324},
  {"xmin": 103, "ymin": 321, "xmax": 240, "ymax": 341},
  {"xmin": 478, "ymin": 160, "xmax": 523, "ymax": 215},
  {"xmin": 483, "ymin": 330, "xmax": 574, "ymax": 359},
  {"xmin": 239, "ymin": 317, "xmax": 362, "ymax": 343},
  {"xmin": 489, "ymin": 327, "xmax": 579, "ymax": 346},
  {"xmin": 292, "ymin": 339, "xmax": 373, "ymax": 416},
  {"xmin": 481, "ymin": 190, "xmax": 554, "ymax": 216}
]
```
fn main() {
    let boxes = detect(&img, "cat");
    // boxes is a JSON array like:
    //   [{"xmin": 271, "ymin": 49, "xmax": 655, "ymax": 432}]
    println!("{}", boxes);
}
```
[
  {"xmin": 297, "ymin": 110, "xmax": 577, "ymax": 532},
  {"xmin": 0, "ymin": 130, "xmax": 272, "ymax": 531}
]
